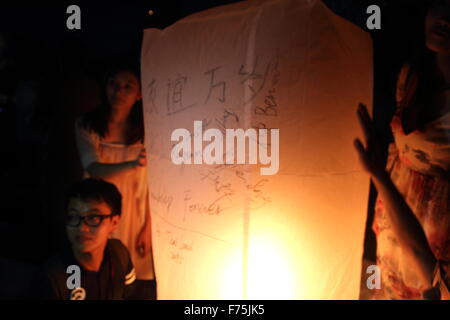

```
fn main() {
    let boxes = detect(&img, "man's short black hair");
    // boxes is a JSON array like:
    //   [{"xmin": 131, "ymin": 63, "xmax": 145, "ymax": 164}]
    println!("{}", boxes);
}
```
[{"xmin": 67, "ymin": 179, "xmax": 122, "ymax": 217}]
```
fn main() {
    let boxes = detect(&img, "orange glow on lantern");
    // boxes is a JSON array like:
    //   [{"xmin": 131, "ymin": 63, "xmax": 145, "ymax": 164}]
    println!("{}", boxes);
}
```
[
  {"xmin": 141, "ymin": 0, "xmax": 372, "ymax": 300},
  {"xmin": 247, "ymin": 235, "xmax": 299, "ymax": 299}
]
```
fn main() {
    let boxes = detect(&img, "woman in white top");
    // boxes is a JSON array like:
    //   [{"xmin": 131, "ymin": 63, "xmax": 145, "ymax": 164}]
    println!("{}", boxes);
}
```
[{"xmin": 75, "ymin": 62, "xmax": 155, "ymax": 297}]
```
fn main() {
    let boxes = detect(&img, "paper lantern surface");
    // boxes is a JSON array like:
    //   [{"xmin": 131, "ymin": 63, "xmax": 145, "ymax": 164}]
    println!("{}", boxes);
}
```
[{"xmin": 141, "ymin": 0, "xmax": 372, "ymax": 299}]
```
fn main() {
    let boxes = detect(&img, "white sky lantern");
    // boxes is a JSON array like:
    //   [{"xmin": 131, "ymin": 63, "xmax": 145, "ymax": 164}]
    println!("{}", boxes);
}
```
[{"xmin": 141, "ymin": 0, "xmax": 372, "ymax": 299}]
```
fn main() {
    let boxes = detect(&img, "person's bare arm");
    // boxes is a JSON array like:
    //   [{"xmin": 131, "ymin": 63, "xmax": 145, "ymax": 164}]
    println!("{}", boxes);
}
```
[
  {"xmin": 87, "ymin": 148, "xmax": 147, "ymax": 180},
  {"xmin": 370, "ymin": 170, "xmax": 437, "ymax": 287},
  {"xmin": 87, "ymin": 161, "xmax": 139, "ymax": 180},
  {"xmin": 354, "ymin": 103, "xmax": 436, "ymax": 289}
]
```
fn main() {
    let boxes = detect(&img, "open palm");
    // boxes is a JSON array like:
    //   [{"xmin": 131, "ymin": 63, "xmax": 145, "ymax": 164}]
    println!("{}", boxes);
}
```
[{"xmin": 354, "ymin": 103, "xmax": 386, "ymax": 178}]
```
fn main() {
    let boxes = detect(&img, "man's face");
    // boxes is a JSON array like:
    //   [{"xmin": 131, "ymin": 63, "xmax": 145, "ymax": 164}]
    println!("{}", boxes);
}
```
[{"xmin": 66, "ymin": 198, "xmax": 120, "ymax": 254}]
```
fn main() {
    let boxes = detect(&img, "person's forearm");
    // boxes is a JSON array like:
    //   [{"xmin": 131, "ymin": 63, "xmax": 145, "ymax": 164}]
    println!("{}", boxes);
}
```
[
  {"xmin": 87, "ymin": 161, "xmax": 138, "ymax": 180},
  {"xmin": 372, "ymin": 171, "xmax": 437, "ymax": 287}
]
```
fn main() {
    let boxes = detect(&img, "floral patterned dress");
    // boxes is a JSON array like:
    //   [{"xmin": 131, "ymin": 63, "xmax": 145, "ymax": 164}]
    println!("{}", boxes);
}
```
[{"xmin": 373, "ymin": 65, "xmax": 450, "ymax": 299}]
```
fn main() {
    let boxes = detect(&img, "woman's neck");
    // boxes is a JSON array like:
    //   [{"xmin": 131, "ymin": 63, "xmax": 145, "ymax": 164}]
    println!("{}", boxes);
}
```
[{"xmin": 110, "ymin": 105, "xmax": 132, "ymax": 124}]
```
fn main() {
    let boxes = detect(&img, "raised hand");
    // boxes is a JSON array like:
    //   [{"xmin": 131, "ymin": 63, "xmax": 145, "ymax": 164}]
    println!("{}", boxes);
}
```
[
  {"xmin": 136, "ymin": 223, "xmax": 152, "ymax": 257},
  {"xmin": 354, "ymin": 103, "xmax": 386, "ymax": 178},
  {"xmin": 136, "ymin": 148, "xmax": 147, "ymax": 167}
]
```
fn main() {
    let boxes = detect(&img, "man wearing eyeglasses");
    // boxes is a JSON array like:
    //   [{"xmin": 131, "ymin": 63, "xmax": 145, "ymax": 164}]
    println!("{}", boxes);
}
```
[{"xmin": 38, "ymin": 178, "xmax": 141, "ymax": 300}]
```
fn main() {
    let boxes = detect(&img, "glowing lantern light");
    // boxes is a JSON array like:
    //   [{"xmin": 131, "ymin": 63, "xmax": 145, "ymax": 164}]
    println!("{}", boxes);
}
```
[{"xmin": 141, "ymin": 0, "xmax": 372, "ymax": 299}]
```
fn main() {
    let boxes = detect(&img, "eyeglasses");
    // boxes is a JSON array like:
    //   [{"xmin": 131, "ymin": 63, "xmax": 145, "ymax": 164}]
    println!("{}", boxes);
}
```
[{"xmin": 66, "ymin": 214, "xmax": 113, "ymax": 228}]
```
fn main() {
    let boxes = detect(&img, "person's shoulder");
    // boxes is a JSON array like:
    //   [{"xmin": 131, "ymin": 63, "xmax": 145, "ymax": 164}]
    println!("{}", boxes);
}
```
[
  {"xmin": 108, "ymin": 238, "xmax": 127, "ymax": 248},
  {"xmin": 107, "ymin": 239, "xmax": 130, "ymax": 257},
  {"xmin": 42, "ymin": 246, "xmax": 77, "ymax": 275},
  {"xmin": 75, "ymin": 110, "xmax": 100, "ymax": 138},
  {"xmin": 42, "ymin": 254, "xmax": 65, "ymax": 275},
  {"xmin": 76, "ymin": 104, "xmax": 103, "ymax": 125},
  {"xmin": 37, "ymin": 254, "xmax": 68, "ymax": 299},
  {"xmin": 107, "ymin": 239, "xmax": 135, "ymax": 281},
  {"xmin": 75, "ymin": 111, "xmax": 92, "ymax": 127},
  {"xmin": 75, "ymin": 113, "xmax": 87, "ymax": 130}
]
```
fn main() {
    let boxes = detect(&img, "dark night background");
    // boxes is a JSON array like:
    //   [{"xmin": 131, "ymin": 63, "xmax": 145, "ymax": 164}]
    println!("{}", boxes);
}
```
[{"xmin": 0, "ymin": 0, "xmax": 430, "ymax": 299}]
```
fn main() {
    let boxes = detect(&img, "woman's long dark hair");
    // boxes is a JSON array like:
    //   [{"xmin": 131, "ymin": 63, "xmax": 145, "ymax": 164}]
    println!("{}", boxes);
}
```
[
  {"xmin": 400, "ymin": 0, "xmax": 440, "ymax": 131},
  {"xmin": 79, "ymin": 62, "xmax": 145, "ymax": 145}
]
